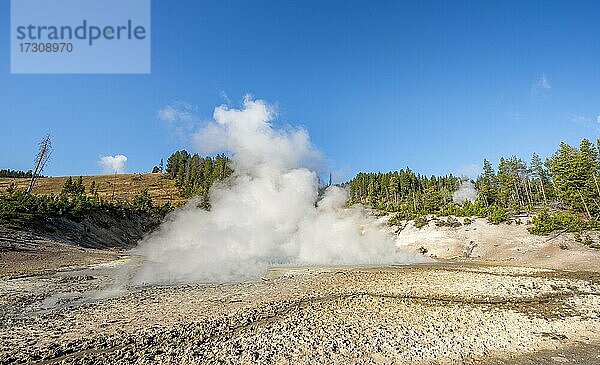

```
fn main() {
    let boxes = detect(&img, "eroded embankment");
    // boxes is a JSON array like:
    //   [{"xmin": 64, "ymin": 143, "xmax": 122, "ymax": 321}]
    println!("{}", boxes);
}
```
[{"xmin": 1, "ymin": 264, "xmax": 599, "ymax": 364}]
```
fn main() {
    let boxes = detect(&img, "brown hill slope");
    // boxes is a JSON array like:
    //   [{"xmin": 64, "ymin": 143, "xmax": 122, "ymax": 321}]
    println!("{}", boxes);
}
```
[{"xmin": 0, "ymin": 173, "xmax": 186, "ymax": 206}]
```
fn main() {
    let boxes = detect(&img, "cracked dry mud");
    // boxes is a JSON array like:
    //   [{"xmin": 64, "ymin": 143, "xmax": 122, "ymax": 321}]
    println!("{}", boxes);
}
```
[{"xmin": 1, "ymin": 263, "xmax": 600, "ymax": 364}]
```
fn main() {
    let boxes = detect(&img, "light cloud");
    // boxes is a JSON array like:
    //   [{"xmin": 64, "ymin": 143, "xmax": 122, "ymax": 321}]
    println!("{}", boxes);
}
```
[
  {"xmin": 157, "ymin": 101, "xmax": 200, "ymax": 142},
  {"xmin": 99, "ymin": 154, "xmax": 127, "ymax": 174},
  {"xmin": 531, "ymin": 73, "xmax": 551, "ymax": 96},
  {"xmin": 219, "ymin": 90, "xmax": 232, "ymax": 105},
  {"xmin": 538, "ymin": 73, "xmax": 551, "ymax": 90},
  {"xmin": 157, "ymin": 101, "xmax": 197, "ymax": 124},
  {"xmin": 508, "ymin": 111, "xmax": 521, "ymax": 121},
  {"xmin": 570, "ymin": 114, "xmax": 600, "ymax": 132},
  {"xmin": 571, "ymin": 115, "xmax": 592, "ymax": 124}
]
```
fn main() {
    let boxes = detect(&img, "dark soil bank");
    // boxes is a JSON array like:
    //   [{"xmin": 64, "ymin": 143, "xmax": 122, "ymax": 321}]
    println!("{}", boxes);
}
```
[
  {"xmin": 1, "ymin": 210, "xmax": 162, "ymax": 250},
  {"xmin": 0, "ymin": 211, "xmax": 162, "ymax": 277}
]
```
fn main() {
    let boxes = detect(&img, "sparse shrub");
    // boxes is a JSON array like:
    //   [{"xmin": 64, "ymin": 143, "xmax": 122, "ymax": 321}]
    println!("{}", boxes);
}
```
[
  {"xmin": 435, "ymin": 216, "xmax": 462, "ymax": 227},
  {"xmin": 131, "ymin": 189, "xmax": 153, "ymax": 212},
  {"xmin": 527, "ymin": 209, "xmax": 598, "ymax": 235},
  {"xmin": 439, "ymin": 200, "xmax": 487, "ymax": 218},
  {"xmin": 387, "ymin": 210, "xmax": 416, "ymax": 225},
  {"xmin": 441, "ymin": 216, "xmax": 462, "ymax": 228},
  {"xmin": 463, "ymin": 217, "xmax": 472, "ymax": 225},
  {"xmin": 6, "ymin": 182, "xmax": 16, "ymax": 194},
  {"xmin": 583, "ymin": 234, "xmax": 593, "ymax": 246},
  {"xmin": 414, "ymin": 215, "xmax": 428, "ymax": 228},
  {"xmin": 528, "ymin": 209, "xmax": 568, "ymax": 235},
  {"xmin": 487, "ymin": 205, "xmax": 508, "ymax": 225},
  {"xmin": 515, "ymin": 218, "xmax": 522, "ymax": 225},
  {"xmin": 387, "ymin": 213, "xmax": 404, "ymax": 226}
]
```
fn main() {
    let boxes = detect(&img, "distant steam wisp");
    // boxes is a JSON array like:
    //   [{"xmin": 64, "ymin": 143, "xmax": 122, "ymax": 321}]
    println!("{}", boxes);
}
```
[{"xmin": 453, "ymin": 180, "xmax": 477, "ymax": 204}]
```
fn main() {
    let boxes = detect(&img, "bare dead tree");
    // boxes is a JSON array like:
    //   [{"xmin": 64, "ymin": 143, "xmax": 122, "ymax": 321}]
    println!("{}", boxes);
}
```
[{"xmin": 27, "ymin": 134, "xmax": 52, "ymax": 193}]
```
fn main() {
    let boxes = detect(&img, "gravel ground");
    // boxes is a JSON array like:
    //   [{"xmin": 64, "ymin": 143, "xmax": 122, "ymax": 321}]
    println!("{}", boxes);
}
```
[{"xmin": 1, "ymin": 263, "xmax": 599, "ymax": 364}]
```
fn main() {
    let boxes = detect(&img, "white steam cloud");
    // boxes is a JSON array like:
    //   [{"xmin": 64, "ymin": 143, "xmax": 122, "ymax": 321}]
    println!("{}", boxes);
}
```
[
  {"xmin": 132, "ymin": 97, "xmax": 425, "ymax": 284},
  {"xmin": 99, "ymin": 154, "xmax": 127, "ymax": 174},
  {"xmin": 453, "ymin": 180, "xmax": 478, "ymax": 204}
]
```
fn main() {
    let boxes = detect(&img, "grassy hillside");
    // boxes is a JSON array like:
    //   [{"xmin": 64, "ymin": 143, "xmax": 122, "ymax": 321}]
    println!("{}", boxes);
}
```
[{"xmin": 0, "ymin": 173, "xmax": 187, "ymax": 206}]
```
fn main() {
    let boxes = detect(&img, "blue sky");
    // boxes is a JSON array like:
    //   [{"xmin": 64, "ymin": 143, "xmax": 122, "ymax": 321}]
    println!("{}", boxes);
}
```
[{"xmin": 1, "ymin": 0, "xmax": 600, "ymax": 180}]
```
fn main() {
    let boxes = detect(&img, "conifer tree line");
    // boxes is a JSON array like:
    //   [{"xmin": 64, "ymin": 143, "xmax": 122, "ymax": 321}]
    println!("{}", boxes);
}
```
[
  {"xmin": 347, "ymin": 138, "xmax": 600, "ymax": 228},
  {"xmin": 347, "ymin": 169, "xmax": 460, "ymax": 215},
  {"xmin": 164, "ymin": 150, "xmax": 232, "ymax": 199},
  {"xmin": 477, "ymin": 138, "xmax": 600, "ymax": 219},
  {"xmin": 0, "ymin": 169, "xmax": 34, "ymax": 178}
]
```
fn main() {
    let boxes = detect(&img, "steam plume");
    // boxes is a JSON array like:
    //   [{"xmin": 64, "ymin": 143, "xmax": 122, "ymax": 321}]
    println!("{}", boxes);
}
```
[
  {"xmin": 453, "ymin": 180, "xmax": 477, "ymax": 204},
  {"xmin": 132, "ymin": 97, "xmax": 425, "ymax": 284}
]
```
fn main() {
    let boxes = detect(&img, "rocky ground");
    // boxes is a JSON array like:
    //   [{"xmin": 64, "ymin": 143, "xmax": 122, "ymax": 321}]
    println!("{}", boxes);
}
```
[
  {"xmin": 1, "ymin": 262, "xmax": 599, "ymax": 364},
  {"xmin": 1, "ymin": 216, "xmax": 600, "ymax": 364}
]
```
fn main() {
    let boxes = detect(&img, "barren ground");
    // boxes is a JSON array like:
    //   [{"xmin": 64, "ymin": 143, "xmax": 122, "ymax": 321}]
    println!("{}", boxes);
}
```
[
  {"xmin": 1, "ymin": 217, "xmax": 599, "ymax": 364},
  {"xmin": 391, "ymin": 216, "xmax": 599, "ymax": 272}
]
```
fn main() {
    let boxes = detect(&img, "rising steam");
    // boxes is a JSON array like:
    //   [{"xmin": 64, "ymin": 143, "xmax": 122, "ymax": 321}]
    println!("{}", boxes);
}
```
[
  {"xmin": 131, "ymin": 97, "xmax": 425, "ymax": 284},
  {"xmin": 453, "ymin": 180, "xmax": 478, "ymax": 204}
]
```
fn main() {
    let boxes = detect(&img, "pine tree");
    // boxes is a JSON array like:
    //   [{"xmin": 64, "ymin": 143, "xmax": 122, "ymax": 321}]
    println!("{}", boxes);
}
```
[
  {"xmin": 476, "ymin": 159, "xmax": 498, "ymax": 206},
  {"xmin": 549, "ymin": 142, "xmax": 590, "ymax": 216},
  {"xmin": 389, "ymin": 175, "xmax": 399, "ymax": 205},
  {"xmin": 74, "ymin": 176, "xmax": 85, "ymax": 195},
  {"xmin": 62, "ymin": 176, "xmax": 74, "ymax": 195}
]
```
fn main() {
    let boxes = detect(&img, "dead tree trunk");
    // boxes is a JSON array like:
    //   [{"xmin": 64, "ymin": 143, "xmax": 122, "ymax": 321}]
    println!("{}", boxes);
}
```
[
  {"xmin": 513, "ymin": 180, "xmax": 522, "ymax": 206},
  {"xmin": 594, "ymin": 174, "xmax": 600, "ymax": 197},
  {"xmin": 27, "ymin": 135, "xmax": 52, "ymax": 193},
  {"xmin": 579, "ymin": 191, "xmax": 592, "ymax": 220},
  {"xmin": 539, "ymin": 180, "xmax": 547, "ymax": 205}
]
